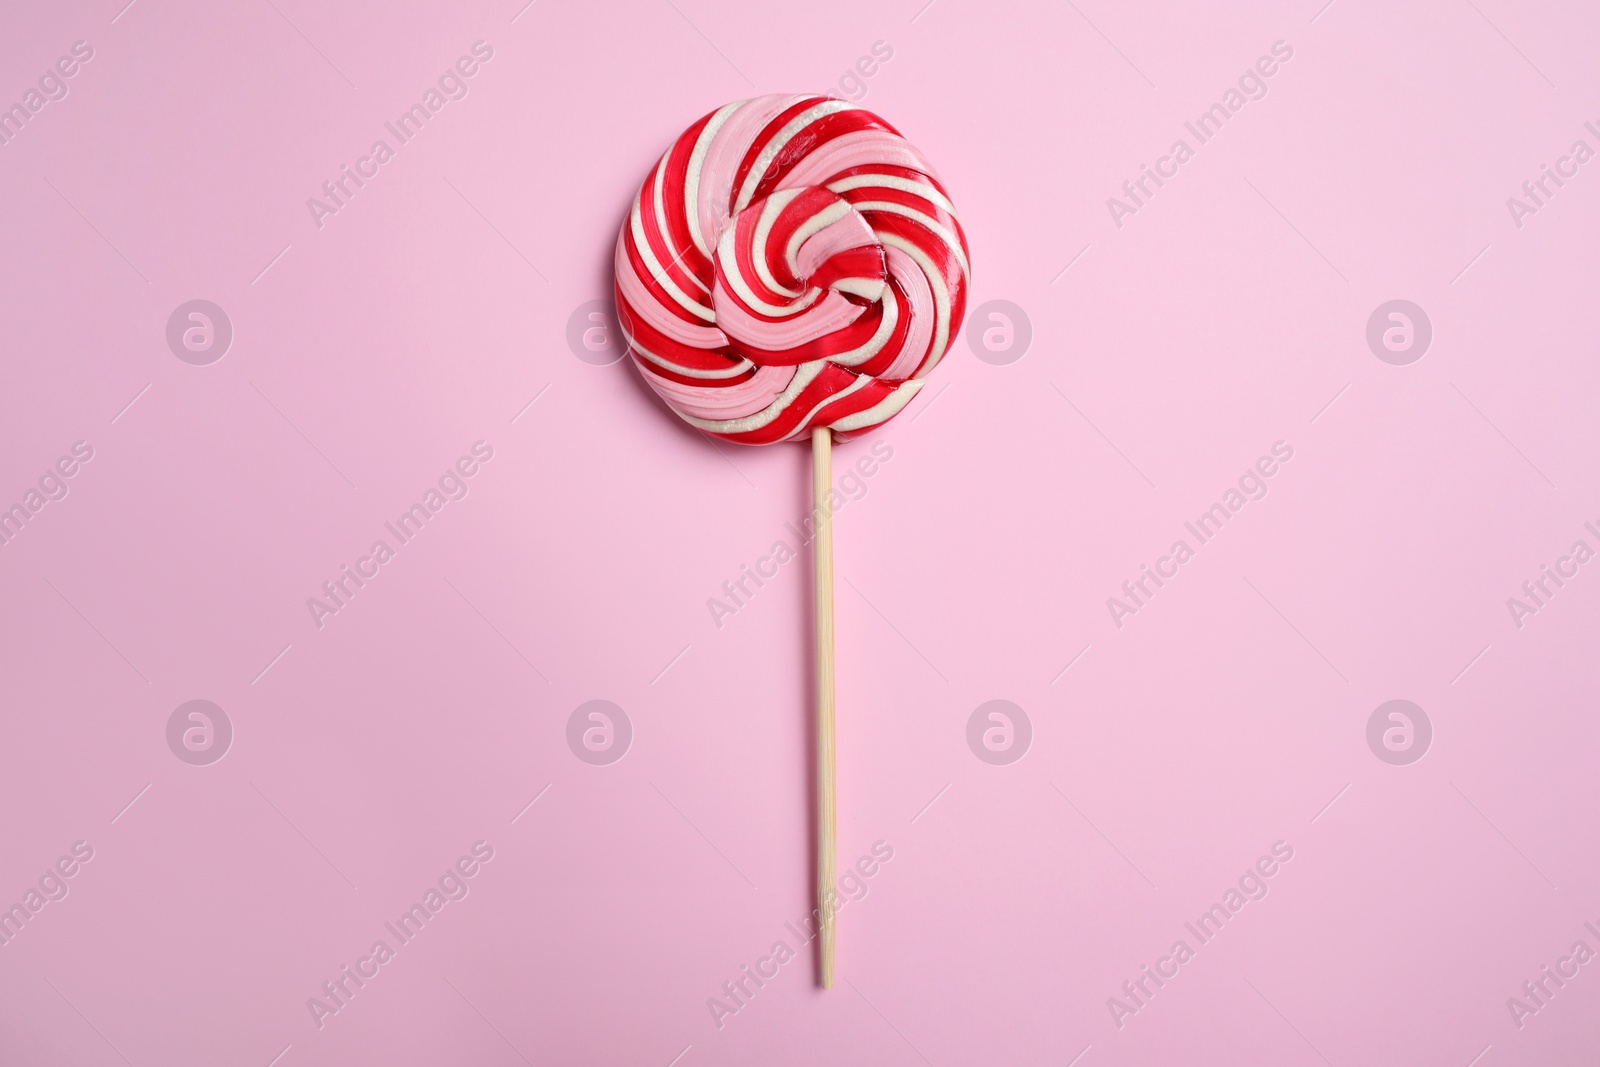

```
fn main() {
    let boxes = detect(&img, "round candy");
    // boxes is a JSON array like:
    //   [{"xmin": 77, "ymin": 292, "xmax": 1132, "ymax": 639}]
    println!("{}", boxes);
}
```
[{"xmin": 614, "ymin": 94, "xmax": 971, "ymax": 444}]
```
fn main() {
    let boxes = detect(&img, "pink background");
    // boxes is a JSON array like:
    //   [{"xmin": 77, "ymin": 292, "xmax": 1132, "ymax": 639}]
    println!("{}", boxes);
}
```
[{"xmin": 3, "ymin": 0, "xmax": 1599, "ymax": 1064}]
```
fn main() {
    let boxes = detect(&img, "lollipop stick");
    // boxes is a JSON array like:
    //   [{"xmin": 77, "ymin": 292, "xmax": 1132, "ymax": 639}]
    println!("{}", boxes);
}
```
[{"xmin": 811, "ymin": 426, "xmax": 837, "ymax": 989}]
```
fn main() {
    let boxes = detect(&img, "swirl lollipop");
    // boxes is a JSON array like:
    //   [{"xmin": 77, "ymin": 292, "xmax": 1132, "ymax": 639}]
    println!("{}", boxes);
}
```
[{"xmin": 614, "ymin": 94, "xmax": 969, "ymax": 986}]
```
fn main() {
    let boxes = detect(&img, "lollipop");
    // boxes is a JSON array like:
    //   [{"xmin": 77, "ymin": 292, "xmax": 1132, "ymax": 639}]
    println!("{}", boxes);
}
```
[{"xmin": 614, "ymin": 94, "xmax": 969, "ymax": 986}]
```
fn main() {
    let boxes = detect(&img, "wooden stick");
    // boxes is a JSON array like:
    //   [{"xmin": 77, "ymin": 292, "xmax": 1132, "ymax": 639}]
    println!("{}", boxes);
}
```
[{"xmin": 812, "ymin": 426, "xmax": 838, "ymax": 989}]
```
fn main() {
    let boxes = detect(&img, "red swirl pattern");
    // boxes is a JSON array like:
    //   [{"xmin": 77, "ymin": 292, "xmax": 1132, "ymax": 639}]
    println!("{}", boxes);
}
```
[{"xmin": 614, "ymin": 94, "xmax": 970, "ymax": 444}]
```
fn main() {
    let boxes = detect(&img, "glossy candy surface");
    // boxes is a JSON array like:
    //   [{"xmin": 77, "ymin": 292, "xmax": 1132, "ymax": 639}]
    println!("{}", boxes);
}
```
[{"xmin": 615, "ymin": 95, "xmax": 970, "ymax": 444}]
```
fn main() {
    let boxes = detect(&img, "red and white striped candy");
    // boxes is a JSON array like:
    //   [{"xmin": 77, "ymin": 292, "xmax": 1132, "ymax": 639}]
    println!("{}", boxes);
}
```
[{"xmin": 614, "ymin": 95, "xmax": 970, "ymax": 444}]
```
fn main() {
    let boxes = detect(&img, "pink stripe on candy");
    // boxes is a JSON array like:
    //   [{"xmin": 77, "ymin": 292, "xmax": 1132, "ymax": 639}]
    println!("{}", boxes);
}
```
[{"xmin": 616, "ymin": 95, "xmax": 970, "ymax": 445}]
